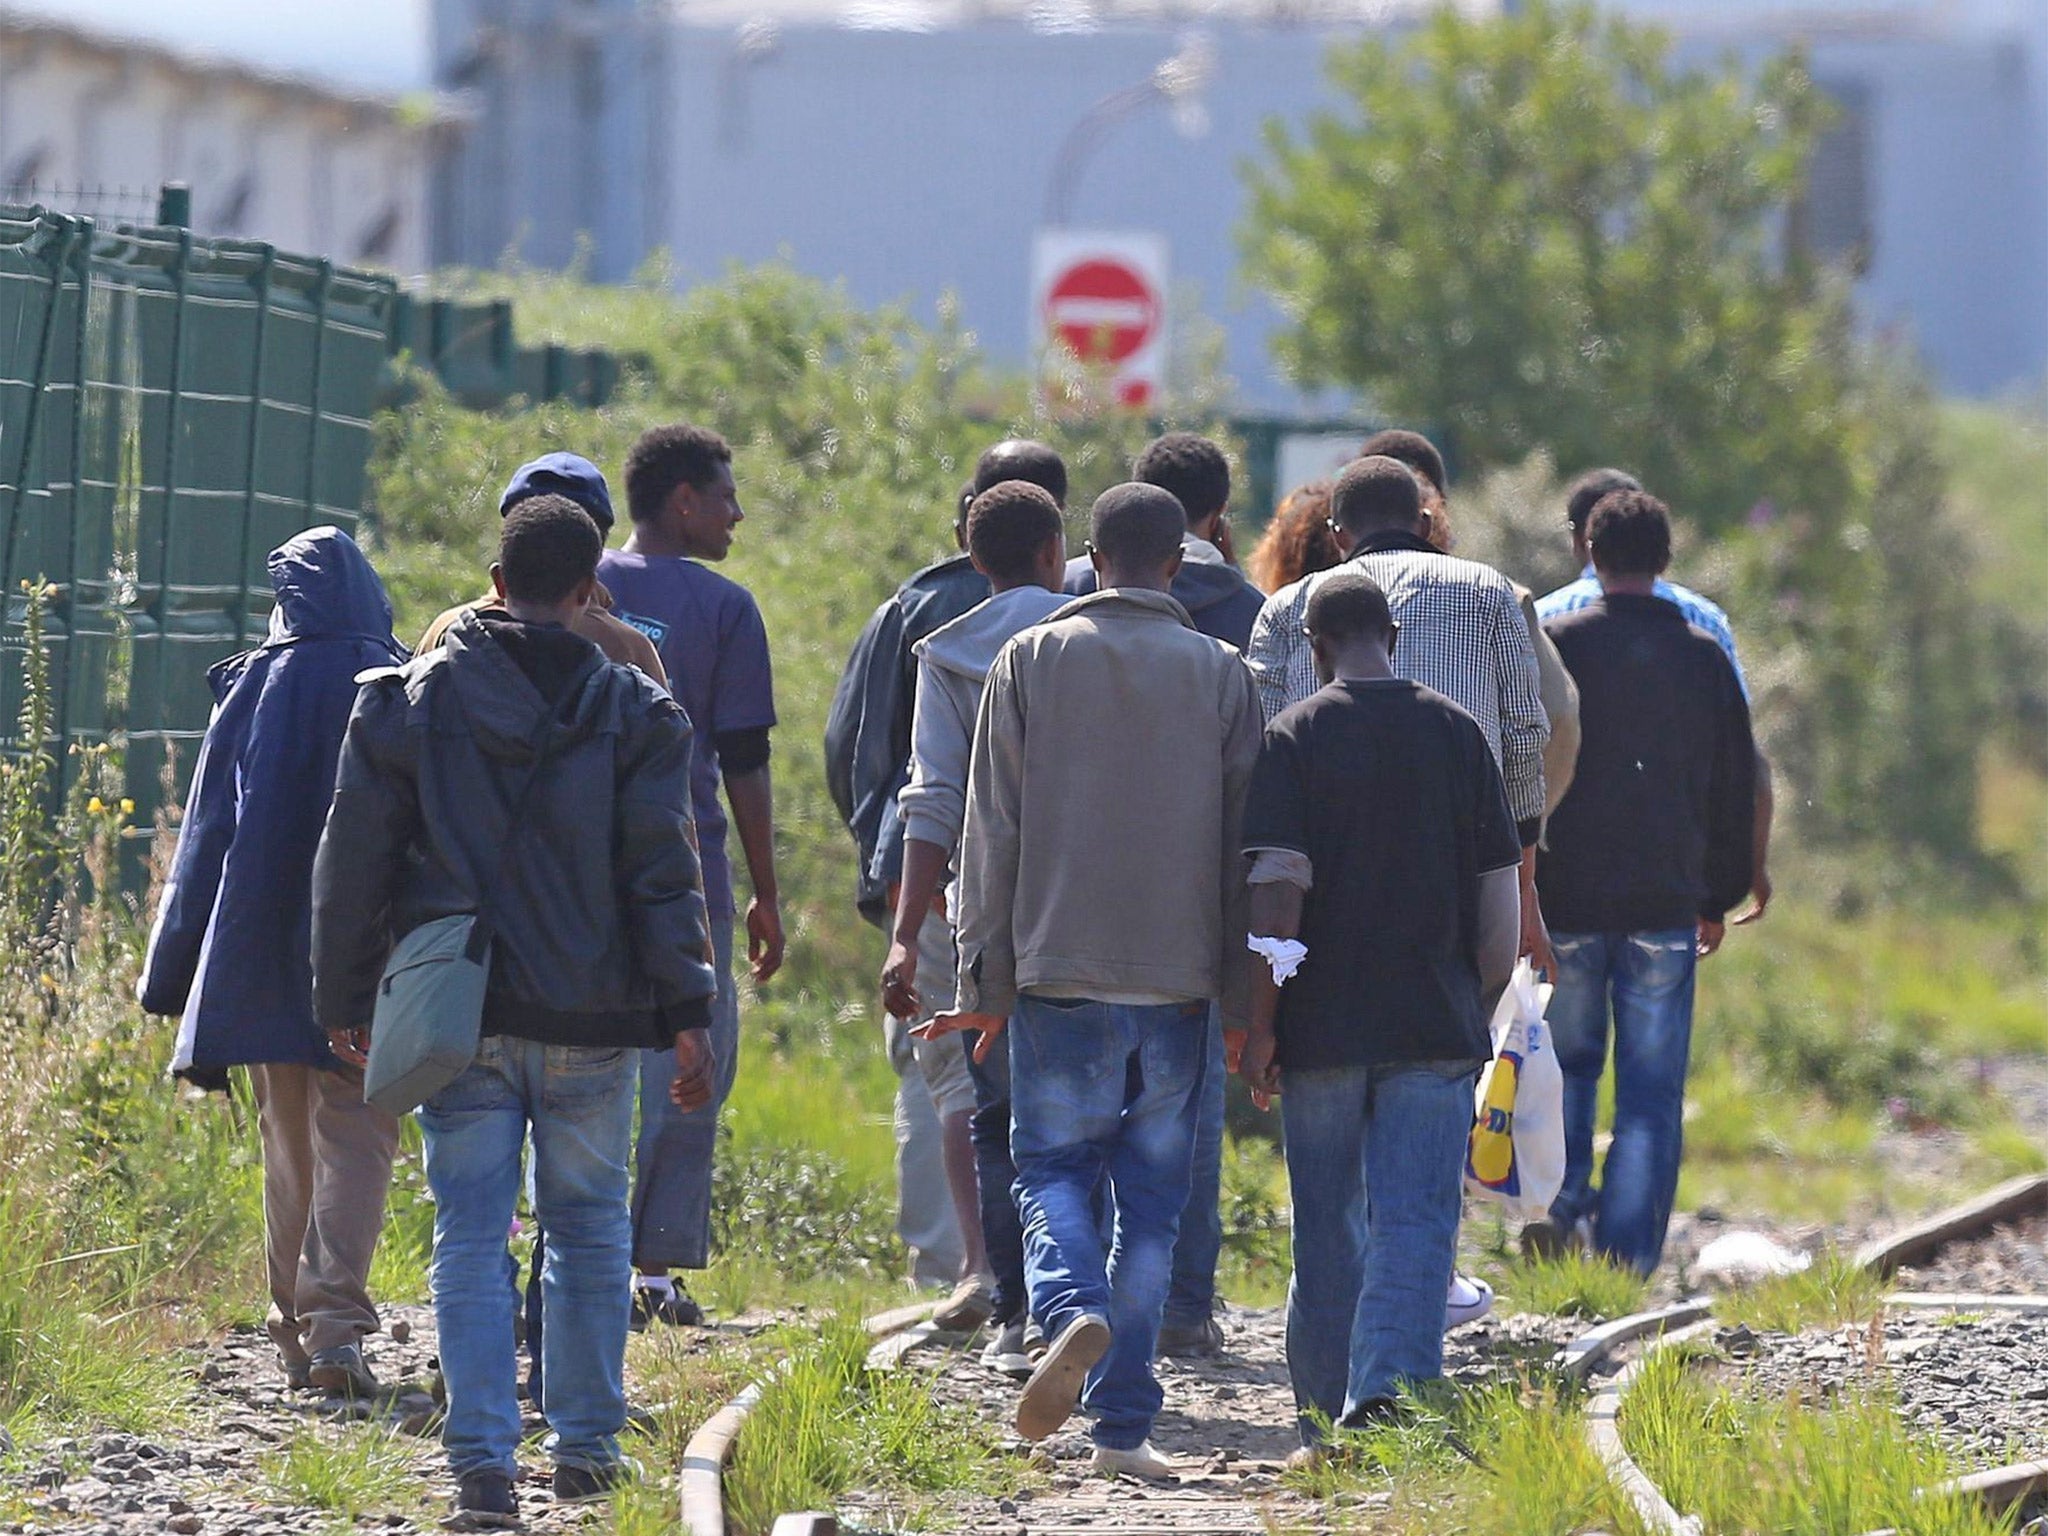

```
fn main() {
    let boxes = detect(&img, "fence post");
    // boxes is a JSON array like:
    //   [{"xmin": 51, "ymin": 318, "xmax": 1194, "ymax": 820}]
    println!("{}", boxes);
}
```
[{"xmin": 156, "ymin": 184, "xmax": 191, "ymax": 230}]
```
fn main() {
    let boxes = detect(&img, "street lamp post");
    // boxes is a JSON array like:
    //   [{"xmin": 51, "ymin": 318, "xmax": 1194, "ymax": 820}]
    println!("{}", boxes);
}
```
[{"xmin": 1041, "ymin": 33, "xmax": 1215, "ymax": 228}]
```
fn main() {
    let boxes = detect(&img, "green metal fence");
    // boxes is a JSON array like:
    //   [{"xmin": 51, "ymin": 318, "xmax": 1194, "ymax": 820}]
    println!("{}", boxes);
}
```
[{"xmin": 0, "ymin": 203, "xmax": 398, "ymax": 823}]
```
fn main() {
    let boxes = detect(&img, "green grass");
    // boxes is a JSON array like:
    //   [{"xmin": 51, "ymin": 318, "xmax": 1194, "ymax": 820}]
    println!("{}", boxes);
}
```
[
  {"xmin": 1624, "ymin": 1345, "xmax": 2011, "ymax": 1535},
  {"xmin": 721, "ymin": 1313, "xmax": 1026, "ymax": 1535},
  {"xmin": 1713, "ymin": 1251, "xmax": 1891, "ymax": 1335},
  {"xmin": 1286, "ymin": 1382, "xmax": 1650, "ymax": 1536},
  {"xmin": 1492, "ymin": 1252, "xmax": 1651, "ymax": 1322},
  {"xmin": 261, "ymin": 1421, "xmax": 426, "ymax": 1523}
]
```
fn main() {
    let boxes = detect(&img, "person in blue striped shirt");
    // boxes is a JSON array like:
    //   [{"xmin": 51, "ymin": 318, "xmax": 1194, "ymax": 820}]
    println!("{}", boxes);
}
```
[{"xmin": 1536, "ymin": 471, "xmax": 1774, "ymax": 924}]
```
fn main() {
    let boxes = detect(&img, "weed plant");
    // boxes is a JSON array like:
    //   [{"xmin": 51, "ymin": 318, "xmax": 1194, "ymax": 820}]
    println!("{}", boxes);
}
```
[
  {"xmin": 1286, "ymin": 1381, "xmax": 1650, "ymax": 1536},
  {"xmin": 722, "ymin": 1313, "xmax": 1025, "ymax": 1534},
  {"xmin": 1624, "ymin": 1347, "xmax": 2009, "ymax": 1535},
  {"xmin": 1714, "ymin": 1251, "xmax": 1890, "ymax": 1335},
  {"xmin": 261, "ymin": 1421, "xmax": 425, "ymax": 1522},
  {"xmin": 1495, "ymin": 1252, "xmax": 1651, "ymax": 1321}
]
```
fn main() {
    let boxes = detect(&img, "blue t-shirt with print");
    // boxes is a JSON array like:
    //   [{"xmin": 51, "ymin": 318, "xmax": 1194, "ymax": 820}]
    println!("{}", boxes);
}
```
[{"xmin": 598, "ymin": 551, "xmax": 776, "ymax": 917}]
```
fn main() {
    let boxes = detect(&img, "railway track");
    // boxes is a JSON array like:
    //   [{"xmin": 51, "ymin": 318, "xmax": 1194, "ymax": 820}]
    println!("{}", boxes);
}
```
[{"xmin": 689, "ymin": 1173, "xmax": 2048, "ymax": 1536}]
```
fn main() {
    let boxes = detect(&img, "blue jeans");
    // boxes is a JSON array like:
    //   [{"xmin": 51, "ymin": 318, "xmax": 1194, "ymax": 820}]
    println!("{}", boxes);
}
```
[
  {"xmin": 1165, "ymin": 1008, "xmax": 1225, "ymax": 1330},
  {"xmin": 1281, "ymin": 1061, "xmax": 1475, "ymax": 1443},
  {"xmin": 630, "ymin": 914, "xmax": 739, "ymax": 1270},
  {"xmin": 1546, "ymin": 928, "xmax": 1699, "ymax": 1275},
  {"xmin": 1009, "ymin": 994, "xmax": 1208, "ymax": 1452},
  {"xmin": 421, "ymin": 1036, "xmax": 637, "ymax": 1479},
  {"xmin": 965, "ymin": 1035, "xmax": 1027, "ymax": 1328}
]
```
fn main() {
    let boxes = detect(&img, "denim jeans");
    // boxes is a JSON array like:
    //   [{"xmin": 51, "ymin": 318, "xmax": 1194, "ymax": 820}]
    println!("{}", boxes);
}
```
[
  {"xmin": 1165, "ymin": 1008, "xmax": 1225, "ymax": 1330},
  {"xmin": 1546, "ymin": 929, "xmax": 1698, "ymax": 1275},
  {"xmin": 965, "ymin": 1034, "xmax": 1027, "ymax": 1327},
  {"xmin": 1281, "ymin": 1061, "xmax": 1476, "ymax": 1443},
  {"xmin": 420, "ymin": 1035, "xmax": 637, "ymax": 1480},
  {"xmin": 1009, "ymin": 994, "xmax": 1208, "ymax": 1452},
  {"xmin": 630, "ymin": 914, "xmax": 739, "ymax": 1270}
]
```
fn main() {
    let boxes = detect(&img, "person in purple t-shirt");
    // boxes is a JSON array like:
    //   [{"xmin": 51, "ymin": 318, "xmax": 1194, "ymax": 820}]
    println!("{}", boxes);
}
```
[{"xmin": 596, "ymin": 423, "xmax": 784, "ymax": 1327}]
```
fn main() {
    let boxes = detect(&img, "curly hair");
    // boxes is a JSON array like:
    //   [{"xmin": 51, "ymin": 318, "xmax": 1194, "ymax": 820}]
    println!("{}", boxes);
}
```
[{"xmin": 1247, "ymin": 479, "xmax": 1342, "ymax": 594}]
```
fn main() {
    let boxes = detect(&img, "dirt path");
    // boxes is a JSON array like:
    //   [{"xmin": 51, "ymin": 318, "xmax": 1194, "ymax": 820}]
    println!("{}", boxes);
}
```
[
  {"xmin": 839, "ymin": 1304, "xmax": 1584, "ymax": 1536},
  {"xmin": 0, "ymin": 1303, "xmax": 664, "ymax": 1536}
]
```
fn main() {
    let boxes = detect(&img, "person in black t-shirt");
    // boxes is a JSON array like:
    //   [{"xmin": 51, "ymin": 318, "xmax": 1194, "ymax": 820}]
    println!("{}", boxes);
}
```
[{"xmin": 1238, "ymin": 571, "xmax": 1521, "ymax": 1453}]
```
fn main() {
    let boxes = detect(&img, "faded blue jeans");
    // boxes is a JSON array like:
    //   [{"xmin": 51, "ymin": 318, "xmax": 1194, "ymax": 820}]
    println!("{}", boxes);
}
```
[
  {"xmin": 630, "ymin": 913, "xmax": 739, "ymax": 1270},
  {"xmin": 420, "ymin": 1036, "xmax": 637, "ymax": 1480},
  {"xmin": 1009, "ymin": 994, "xmax": 1209, "ymax": 1452},
  {"xmin": 1164, "ymin": 1008, "xmax": 1225, "ymax": 1332},
  {"xmin": 1545, "ymin": 928, "xmax": 1699, "ymax": 1275},
  {"xmin": 1281, "ymin": 1060, "xmax": 1477, "ymax": 1443}
]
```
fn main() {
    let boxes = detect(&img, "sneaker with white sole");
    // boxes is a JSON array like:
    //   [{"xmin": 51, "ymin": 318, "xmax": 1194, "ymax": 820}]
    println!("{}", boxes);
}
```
[
  {"xmin": 1014, "ymin": 1313, "xmax": 1110, "ymax": 1441},
  {"xmin": 1091, "ymin": 1440, "xmax": 1180, "ymax": 1483},
  {"xmin": 981, "ymin": 1319, "xmax": 1034, "ymax": 1379},
  {"xmin": 1445, "ymin": 1271, "xmax": 1494, "ymax": 1330}
]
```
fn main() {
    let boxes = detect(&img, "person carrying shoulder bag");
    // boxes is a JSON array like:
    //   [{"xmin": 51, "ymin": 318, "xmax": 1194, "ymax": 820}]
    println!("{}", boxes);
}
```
[{"xmin": 312, "ymin": 496, "xmax": 718, "ymax": 1529}]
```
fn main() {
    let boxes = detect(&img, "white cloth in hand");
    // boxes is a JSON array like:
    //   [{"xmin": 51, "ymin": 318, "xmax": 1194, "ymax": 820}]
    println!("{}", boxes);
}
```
[{"xmin": 1247, "ymin": 935, "xmax": 1308, "ymax": 986}]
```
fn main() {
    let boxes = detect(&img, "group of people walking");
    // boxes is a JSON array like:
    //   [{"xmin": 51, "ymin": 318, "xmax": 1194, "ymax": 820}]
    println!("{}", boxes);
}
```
[
  {"xmin": 135, "ymin": 414, "xmax": 1767, "ymax": 1520},
  {"xmin": 834, "ymin": 427, "xmax": 1765, "ymax": 1470}
]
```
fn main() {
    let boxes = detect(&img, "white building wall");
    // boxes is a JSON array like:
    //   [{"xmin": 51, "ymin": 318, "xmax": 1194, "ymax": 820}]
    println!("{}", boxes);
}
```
[{"xmin": 0, "ymin": 15, "xmax": 433, "ymax": 273}]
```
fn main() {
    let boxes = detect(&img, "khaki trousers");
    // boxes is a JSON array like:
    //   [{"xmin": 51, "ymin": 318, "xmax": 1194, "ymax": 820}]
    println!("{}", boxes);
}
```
[{"xmin": 248, "ymin": 1062, "xmax": 401, "ymax": 1361}]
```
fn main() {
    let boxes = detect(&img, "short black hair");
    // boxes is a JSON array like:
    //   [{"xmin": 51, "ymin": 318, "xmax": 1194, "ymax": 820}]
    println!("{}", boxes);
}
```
[
  {"xmin": 966, "ymin": 480, "xmax": 1064, "ymax": 584},
  {"xmin": 500, "ymin": 494, "xmax": 602, "ymax": 604},
  {"xmin": 973, "ymin": 439, "xmax": 1067, "ymax": 507},
  {"xmin": 1133, "ymin": 432, "xmax": 1230, "ymax": 523},
  {"xmin": 1358, "ymin": 429, "xmax": 1447, "ymax": 499},
  {"xmin": 1587, "ymin": 489, "xmax": 1672, "ymax": 577},
  {"xmin": 1090, "ymin": 482, "xmax": 1185, "ymax": 571},
  {"xmin": 1565, "ymin": 467, "xmax": 1643, "ymax": 529},
  {"xmin": 1304, "ymin": 570, "xmax": 1394, "ymax": 646},
  {"xmin": 1330, "ymin": 455, "xmax": 1423, "ymax": 536},
  {"xmin": 624, "ymin": 423, "xmax": 733, "ymax": 522}
]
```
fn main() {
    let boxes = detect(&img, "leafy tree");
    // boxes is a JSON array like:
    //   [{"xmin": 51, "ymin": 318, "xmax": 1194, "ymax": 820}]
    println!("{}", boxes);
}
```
[{"xmin": 1242, "ymin": 0, "xmax": 1851, "ymax": 526}]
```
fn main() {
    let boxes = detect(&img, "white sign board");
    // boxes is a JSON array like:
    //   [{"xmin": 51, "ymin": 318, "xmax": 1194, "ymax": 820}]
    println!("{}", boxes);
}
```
[{"xmin": 1030, "ymin": 229, "xmax": 1168, "ymax": 408}]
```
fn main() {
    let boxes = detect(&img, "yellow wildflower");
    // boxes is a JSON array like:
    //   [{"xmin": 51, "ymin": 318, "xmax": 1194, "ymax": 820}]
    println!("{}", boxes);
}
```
[
  {"xmin": 119, "ymin": 798, "xmax": 135, "ymax": 815},
  {"xmin": 87, "ymin": 796, "xmax": 105, "ymax": 814}
]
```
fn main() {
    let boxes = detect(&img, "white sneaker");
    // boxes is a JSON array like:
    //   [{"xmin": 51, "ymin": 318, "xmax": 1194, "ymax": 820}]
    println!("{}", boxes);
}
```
[
  {"xmin": 981, "ymin": 1319, "xmax": 1034, "ymax": 1379},
  {"xmin": 1015, "ymin": 1313, "xmax": 1110, "ymax": 1441},
  {"xmin": 1091, "ymin": 1440, "xmax": 1180, "ymax": 1483},
  {"xmin": 1445, "ymin": 1272, "xmax": 1494, "ymax": 1330}
]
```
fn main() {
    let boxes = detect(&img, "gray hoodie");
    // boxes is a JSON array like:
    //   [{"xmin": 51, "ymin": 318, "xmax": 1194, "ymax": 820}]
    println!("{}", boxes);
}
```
[{"xmin": 898, "ymin": 585, "xmax": 1072, "ymax": 859}]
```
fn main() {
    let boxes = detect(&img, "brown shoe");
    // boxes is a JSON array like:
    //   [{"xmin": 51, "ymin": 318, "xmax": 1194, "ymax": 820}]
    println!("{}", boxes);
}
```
[
  {"xmin": 931, "ymin": 1277, "xmax": 994, "ymax": 1333},
  {"xmin": 1015, "ymin": 1313, "xmax": 1110, "ymax": 1442}
]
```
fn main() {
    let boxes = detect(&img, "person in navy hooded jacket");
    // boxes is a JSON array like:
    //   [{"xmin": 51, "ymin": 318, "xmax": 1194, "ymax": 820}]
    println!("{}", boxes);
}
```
[{"xmin": 139, "ymin": 526, "xmax": 407, "ymax": 1399}]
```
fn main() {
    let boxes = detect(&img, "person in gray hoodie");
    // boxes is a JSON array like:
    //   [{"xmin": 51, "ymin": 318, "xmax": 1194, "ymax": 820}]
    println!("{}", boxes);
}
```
[
  {"xmin": 927, "ymin": 483, "xmax": 1262, "ymax": 1482},
  {"xmin": 881, "ymin": 480, "xmax": 1071, "ymax": 1379}
]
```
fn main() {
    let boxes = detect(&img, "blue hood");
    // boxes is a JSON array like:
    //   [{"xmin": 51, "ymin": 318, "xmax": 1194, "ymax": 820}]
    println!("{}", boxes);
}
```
[{"xmin": 267, "ymin": 526, "xmax": 395, "ymax": 644}]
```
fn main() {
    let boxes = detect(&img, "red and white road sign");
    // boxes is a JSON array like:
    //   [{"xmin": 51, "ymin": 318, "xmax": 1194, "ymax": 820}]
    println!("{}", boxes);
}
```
[{"xmin": 1031, "ymin": 230, "xmax": 1168, "ymax": 408}]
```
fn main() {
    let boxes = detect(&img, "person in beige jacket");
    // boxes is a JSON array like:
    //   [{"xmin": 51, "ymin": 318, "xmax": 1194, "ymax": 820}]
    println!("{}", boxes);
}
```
[{"xmin": 924, "ymin": 483, "xmax": 1262, "ymax": 1482}]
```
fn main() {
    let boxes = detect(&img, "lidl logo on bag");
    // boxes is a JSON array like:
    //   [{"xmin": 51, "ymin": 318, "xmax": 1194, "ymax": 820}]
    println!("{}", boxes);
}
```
[{"xmin": 1466, "ymin": 1050, "xmax": 1524, "ymax": 1192}]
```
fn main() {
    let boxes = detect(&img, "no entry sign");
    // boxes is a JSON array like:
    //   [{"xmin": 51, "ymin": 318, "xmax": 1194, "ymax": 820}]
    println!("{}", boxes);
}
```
[{"xmin": 1031, "ymin": 230, "xmax": 1169, "ymax": 408}]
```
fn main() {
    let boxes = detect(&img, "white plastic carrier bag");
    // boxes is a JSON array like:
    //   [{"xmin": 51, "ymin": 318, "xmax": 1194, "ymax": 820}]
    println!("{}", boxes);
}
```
[{"xmin": 1464, "ymin": 958, "xmax": 1566, "ymax": 1220}]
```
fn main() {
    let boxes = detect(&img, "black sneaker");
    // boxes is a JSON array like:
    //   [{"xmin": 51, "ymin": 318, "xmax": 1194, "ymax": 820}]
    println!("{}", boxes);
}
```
[
  {"xmin": 631, "ymin": 1281, "xmax": 705, "ymax": 1330},
  {"xmin": 552, "ymin": 1459, "xmax": 637, "ymax": 1504},
  {"xmin": 444, "ymin": 1471, "xmax": 519, "ymax": 1530}
]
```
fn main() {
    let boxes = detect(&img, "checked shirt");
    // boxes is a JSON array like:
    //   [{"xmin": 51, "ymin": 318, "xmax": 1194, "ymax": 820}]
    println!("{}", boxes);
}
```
[{"xmin": 1244, "ymin": 530, "xmax": 1550, "ymax": 829}]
